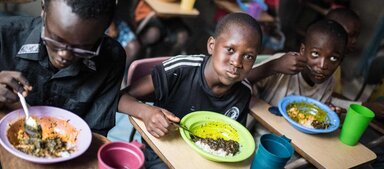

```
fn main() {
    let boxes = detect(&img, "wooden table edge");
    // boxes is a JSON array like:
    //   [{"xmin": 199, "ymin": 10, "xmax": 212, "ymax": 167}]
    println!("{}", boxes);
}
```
[
  {"xmin": 249, "ymin": 110, "xmax": 322, "ymax": 168},
  {"xmin": 249, "ymin": 97, "xmax": 377, "ymax": 169},
  {"xmin": 0, "ymin": 108, "xmax": 110, "ymax": 168},
  {"xmin": 128, "ymin": 115, "xmax": 175, "ymax": 169}
]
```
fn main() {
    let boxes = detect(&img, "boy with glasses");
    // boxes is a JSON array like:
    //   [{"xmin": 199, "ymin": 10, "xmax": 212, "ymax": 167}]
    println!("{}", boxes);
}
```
[{"xmin": 0, "ymin": 0, "xmax": 126, "ymax": 136}]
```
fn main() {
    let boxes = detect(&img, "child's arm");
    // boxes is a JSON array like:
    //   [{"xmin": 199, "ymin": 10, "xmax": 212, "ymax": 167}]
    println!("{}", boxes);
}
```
[
  {"xmin": 247, "ymin": 52, "xmax": 307, "ymax": 83},
  {"xmin": 118, "ymin": 75, "xmax": 180, "ymax": 138},
  {"xmin": 106, "ymin": 21, "xmax": 118, "ymax": 39},
  {"xmin": 330, "ymin": 97, "xmax": 384, "ymax": 119}
]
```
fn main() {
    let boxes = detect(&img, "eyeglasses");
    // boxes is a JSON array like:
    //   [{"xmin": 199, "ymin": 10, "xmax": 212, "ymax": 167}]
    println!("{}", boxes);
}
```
[{"xmin": 41, "ymin": 26, "xmax": 103, "ymax": 59}]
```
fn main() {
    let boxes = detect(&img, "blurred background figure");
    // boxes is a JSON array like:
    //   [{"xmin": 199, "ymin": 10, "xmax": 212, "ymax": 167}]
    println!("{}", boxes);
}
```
[
  {"xmin": 134, "ymin": 0, "xmax": 190, "ymax": 58},
  {"xmin": 106, "ymin": 18, "xmax": 141, "ymax": 88}
]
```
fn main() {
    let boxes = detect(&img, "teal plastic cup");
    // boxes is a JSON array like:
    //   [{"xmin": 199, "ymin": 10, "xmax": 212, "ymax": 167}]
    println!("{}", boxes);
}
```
[
  {"xmin": 339, "ymin": 104, "xmax": 375, "ymax": 146},
  {"xmin": 251, "ymin": 134, "xmax": 294, "ymax": 169}
]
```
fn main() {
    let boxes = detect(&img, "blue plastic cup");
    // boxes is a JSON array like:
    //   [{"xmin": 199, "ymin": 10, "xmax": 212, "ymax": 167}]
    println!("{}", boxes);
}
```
[{"xmin": 251, "ymin": 134, "xmax": 294, "ymax": 169}]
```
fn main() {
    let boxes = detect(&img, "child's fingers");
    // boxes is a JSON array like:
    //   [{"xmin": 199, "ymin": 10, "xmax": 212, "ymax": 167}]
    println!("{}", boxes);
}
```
[
  {"xmin": 295, "ymin": 53, "xmax": 307, "ymax": 63},
  {"xmin": 163, "ymin": 110, "xmax": 180, "ymax": 123},
  {"xmin": 15, "ymin": 77, "xmax": 30, "ymax": 91},
  {"xmin": 155, "ymin": 113, "xmax": 171, "ymax": 129},
  {"xmin": 145, "ymin": 115, "xmax": 168, "ymax": 137},
  {"xmin": 149, "ymin": 130, "xmax": 160, "ymax": 138},
  {"xmin": 0, "ymin": 71, "xmax": 32, "ymax": 95},
  {"xmin": 288, "ymin": 51, "xmax": 306, "ymax": 62},
  {"xmin": 288, "ymin": 52, "xmax": 307, "ymax": 68},
  {"xmin": 9, "ymin": 72, "xmax": 30, "ymax": 91},
  {"xmin": 0, "ymin": 84, "xmax": 18, "ymax": 103},
  {"xmin": 152, "ymin": 128, "xmax": 166, "ymax": 138}
]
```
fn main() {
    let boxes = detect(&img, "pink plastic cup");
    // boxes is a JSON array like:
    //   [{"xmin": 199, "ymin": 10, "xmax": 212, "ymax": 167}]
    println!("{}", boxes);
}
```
[{"xmin": 98, "ymin": 141, "xmax": 145, "ymax": 169}]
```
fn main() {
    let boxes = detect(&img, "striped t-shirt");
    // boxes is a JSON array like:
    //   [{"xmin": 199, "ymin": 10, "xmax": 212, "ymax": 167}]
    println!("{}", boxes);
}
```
[{"xmin": 151, "ymin": 54, "xmax": 252, "ymax": 125}]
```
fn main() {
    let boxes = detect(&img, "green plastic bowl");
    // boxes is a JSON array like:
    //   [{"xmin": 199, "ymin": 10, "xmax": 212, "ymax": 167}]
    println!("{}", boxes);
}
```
[{"xmin": 180, "ymin": 111, "xmax": 255, "ymax": 162}]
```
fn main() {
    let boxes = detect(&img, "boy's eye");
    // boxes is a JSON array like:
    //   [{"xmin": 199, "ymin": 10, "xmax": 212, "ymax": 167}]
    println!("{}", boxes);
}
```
[
  {"xmin": 243, "ymin": 54, "xmax": 255, "ymax": 61},
  {"xmin": 226, "ymin": 48, "xmax": 234, "ymax": 54},
  {"xmin": 330, "ymin": 56, "xmax": 339, "ymax": 62},
  {"xmin": 310, "ymin": 51, "xmax": 319, "ymax": 58}
]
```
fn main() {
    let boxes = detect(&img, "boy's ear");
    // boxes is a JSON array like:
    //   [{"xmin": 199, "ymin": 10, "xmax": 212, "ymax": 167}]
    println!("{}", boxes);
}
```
[
  {"xmin": 207, "ymin": 36, "xmax": 215, "ymax": 55},
  {"xmin": 41, "ymin": 0, "xmax": 45, "ymax": 17},
  {"xmin": 299, "ymin": 43, "xmax": 305, "ymax": 55},
  {"xmin": 41, "ymin": 0, "xmax": 45, "ymax": 10}
]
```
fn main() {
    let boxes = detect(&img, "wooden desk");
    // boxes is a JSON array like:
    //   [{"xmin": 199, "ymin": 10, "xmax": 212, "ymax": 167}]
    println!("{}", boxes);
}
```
[
  {"xmin": 249, "ymin": 97, "xmax": 377, "ymax": 169},
  {"xmin": 145, "ymin": 0, "xmax": 199, "ymax": 17},
  {"xmin": 214, "ymin": 0, "xmax": 274, "ymax": 22},
  {"xmin": 129, "ymin": 116, "xmax": 252, "ymax": 169},
  {"xmin": 0, "ymin": 109, "xmax": 110, "ymax": 169}
]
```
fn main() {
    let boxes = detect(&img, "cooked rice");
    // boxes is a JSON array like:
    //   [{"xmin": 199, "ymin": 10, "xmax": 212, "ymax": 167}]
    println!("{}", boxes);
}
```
[{"xmin": 195, "ymin": 140, "xmax": 236, "ymax": 157}]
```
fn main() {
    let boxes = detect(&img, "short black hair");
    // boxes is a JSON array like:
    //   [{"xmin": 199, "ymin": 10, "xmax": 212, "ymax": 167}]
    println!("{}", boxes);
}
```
[
  {"xmin": 214, "ymin": 13, "xmax": 262, "ymax": 50},
  {"xmin": 44, "ymin": 0, "xmax": 116, "ymax": 22},
  {"xmin": 326, "ymin": 8, "xmax": 360, "ymax": 23},
  {"xmin": 306, "ymin": 19, "xmax": 348, "ymax": 47}
]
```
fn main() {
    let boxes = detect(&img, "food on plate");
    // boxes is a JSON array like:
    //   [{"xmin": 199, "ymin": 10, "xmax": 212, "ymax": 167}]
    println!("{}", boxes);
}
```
[
  {"xmin": 286, "ymin": 102, "xmax": 330, "ymax": 129},
  {"xmin": 193, "ymin": 137, "xmax": 240, "ymax": 156},
  {"xmin": 7, "ymin": 116, "xmax": 78, "ymax": 158},
  {"xmin": 189, "ymin": 121, "xmax": 240, "ymax": 156}
]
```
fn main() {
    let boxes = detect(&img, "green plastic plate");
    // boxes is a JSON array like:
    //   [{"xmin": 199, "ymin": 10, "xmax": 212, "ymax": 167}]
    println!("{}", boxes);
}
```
[{"xmin": 180, "ymin": 111, "xmax": 255, "ymax": 162}]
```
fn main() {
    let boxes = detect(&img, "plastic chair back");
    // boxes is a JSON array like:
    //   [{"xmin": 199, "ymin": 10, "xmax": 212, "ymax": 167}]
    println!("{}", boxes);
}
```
[{"xmin": 126, "ymin": 56, "xmax": 170, "ymax": 86}]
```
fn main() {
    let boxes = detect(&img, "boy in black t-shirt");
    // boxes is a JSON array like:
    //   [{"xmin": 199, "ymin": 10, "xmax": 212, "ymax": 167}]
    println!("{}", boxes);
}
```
[
  {"xmin": 119, "ymin": 12, "xmax": 262, "ymax": 137},
  {"xmin": 119, "ymin": 12, "xmax": 262, "ymax": 169}
]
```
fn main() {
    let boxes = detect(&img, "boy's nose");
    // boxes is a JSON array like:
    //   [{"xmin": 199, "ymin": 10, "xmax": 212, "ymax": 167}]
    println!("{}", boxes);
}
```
[
  {"xmin": 319, "ymin": 58, "xmax": 328, "ymax": 70},
  {"xmin": 57, "ymin": 49, "xmax": 74, "ymax": 60},
  {"xmin": 230, "ymin": 54, "xmax": 243, "ymax": 68}
]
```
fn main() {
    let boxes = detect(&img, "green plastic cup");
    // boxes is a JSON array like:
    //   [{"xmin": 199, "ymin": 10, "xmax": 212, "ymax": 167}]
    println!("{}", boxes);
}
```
[{"xmin": 339, "ymin": 104, "xmax": 375, "ymax": 146}]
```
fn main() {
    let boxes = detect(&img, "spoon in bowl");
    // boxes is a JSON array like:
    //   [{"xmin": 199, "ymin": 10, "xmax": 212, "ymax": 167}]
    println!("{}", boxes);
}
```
[
  {"xmin": 16, "ymin": 92, "xmax": 42, "ymax": 138},
  {"xmin": 172, "ymin": 122, "xmax": 200, "ymax": 139}
]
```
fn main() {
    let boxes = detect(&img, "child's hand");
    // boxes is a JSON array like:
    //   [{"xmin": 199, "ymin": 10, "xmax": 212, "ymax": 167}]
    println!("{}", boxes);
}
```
[
  {"xmin": 328, "ymin": 103, "xmax": 346, "ymax": 127},
  {"xmin": 142, "ymin": 106, "xmax": 180, "ymax": 138},
  {"xmin": 106, "ymin": 21, "xmax": 118, "ymax": 39},
  {"xmin": 0, "ymin": 71, "xmax": 32, "ymax": 104},
  {"xmin": 328, "ymin": 103, "xmax": 346, "ymax": 117},
  {"xmin": 273, "ymin": 52, "xmax": 307, "ymax": 75}
]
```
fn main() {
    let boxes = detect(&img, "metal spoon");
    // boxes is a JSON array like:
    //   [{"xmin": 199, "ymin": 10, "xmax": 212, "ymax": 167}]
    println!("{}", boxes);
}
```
[
  {"xmin": 172, "ymin": 122, "xmax": 199, "ymax": 139},
  {"xmin": 16, "ymin": 92, "xmax": 41, "ymax": 138}
]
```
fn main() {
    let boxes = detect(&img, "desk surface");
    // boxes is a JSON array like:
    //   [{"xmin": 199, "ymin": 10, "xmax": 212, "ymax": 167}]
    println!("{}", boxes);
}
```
[
  {"xmin": 214, "ymin": 0, "xmax": 274, "ymax": 22},
  {"xmin": 129, "ymin": 116, "xmax": 252, "ymax": 169},
  {"xmin": 145, "ymin": 0, "xmax": 199, "ymax": 17},
  {"xmin": 0, "ymin": 109, "xmax": 109, "ymax": 169},
  {"xmin": 249, "ymin": 97, "xmax": 377, "ymax": 169}
]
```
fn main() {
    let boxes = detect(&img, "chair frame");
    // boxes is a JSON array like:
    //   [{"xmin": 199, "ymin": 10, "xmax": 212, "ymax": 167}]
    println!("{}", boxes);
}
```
[
  {"xmin": 126, "ymin": 56, "xmax": 170, "ymax": 86},
  {"xmin": 126, "ymin": 56, "xmax": 170, "ymax": 141}
]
